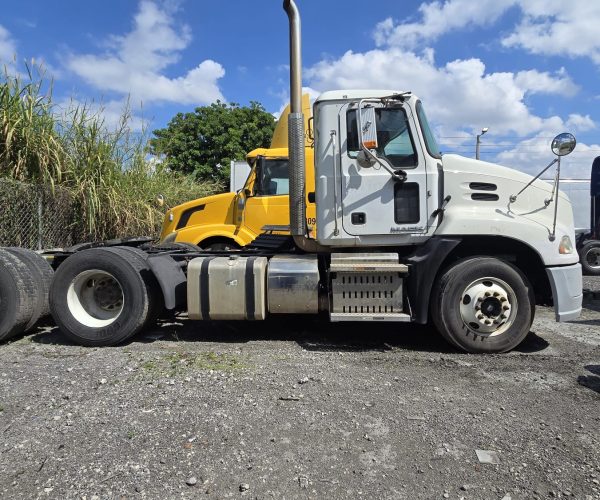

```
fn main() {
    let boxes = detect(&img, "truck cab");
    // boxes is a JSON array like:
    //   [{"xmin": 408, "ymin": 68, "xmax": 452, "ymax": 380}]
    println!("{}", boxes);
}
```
[{"xmin": 159, "ymin": 96, "xmax": 315, "ymax": 249}]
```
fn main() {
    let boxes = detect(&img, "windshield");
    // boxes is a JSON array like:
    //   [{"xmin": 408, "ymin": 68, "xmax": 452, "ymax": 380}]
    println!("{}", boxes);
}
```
[
  {"xmin": 347, "ymin": 107, "xmax": 418, "ymax": 169},
  {"xmin": 254, "ymin": 158, "xmax": 289, "ymax": 196},
  {"xmin": 416, "ymin": 101, "xmax": 441, "ymax": 159}
]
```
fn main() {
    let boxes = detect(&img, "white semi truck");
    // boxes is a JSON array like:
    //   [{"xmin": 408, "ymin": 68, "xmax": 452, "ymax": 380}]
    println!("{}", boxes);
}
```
[{"xmin": 0, "ymin": 0, "xmax": 582, "ymax": 353}]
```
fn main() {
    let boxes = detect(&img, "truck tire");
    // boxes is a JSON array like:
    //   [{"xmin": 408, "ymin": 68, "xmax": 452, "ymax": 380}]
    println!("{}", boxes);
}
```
[
  {"xmin": 49, "ymin": 248, "xmax": 153, "ymax": 346},
  {"xmin": 6, "ymin": 247, "xmax": 54, "ymax": 331},
  {"xmin": 105, "ymin": 246, "xmax": 164, "ymax": 325},
  {"xmin": 0, "ymin": 249, "xmax": 37, "ymax": 342},
  {"xmin": 579, "ymin": 240, "xmax": 600, "ymax": 275},
  {"xmin": 431, "ymin": 257, "xmax": 534, "ymax": 353}
]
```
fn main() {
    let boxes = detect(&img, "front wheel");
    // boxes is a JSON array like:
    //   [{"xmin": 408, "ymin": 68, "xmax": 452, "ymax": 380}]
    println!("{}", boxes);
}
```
[{"xmin": 431, "ymin": 257, "xmax": 535, "ymax": 353}]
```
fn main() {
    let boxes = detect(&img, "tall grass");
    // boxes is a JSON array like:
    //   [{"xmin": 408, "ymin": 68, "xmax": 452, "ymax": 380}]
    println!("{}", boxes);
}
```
[{"xmin": 0, "ymin": 65, "xmax": 216, "ymax": 242}]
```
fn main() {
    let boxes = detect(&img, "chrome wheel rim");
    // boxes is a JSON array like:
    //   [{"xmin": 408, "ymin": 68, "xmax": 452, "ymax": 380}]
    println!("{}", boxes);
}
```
[{"xmin": 459, "ymin": 277, "xmax": 517, "ymax": 337}]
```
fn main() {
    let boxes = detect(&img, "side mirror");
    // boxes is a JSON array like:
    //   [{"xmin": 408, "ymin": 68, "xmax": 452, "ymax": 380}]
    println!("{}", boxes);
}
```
[
  {"xmin": 551, "ymin": 133, "xmax": 576, "ymax": 157},
  {"xmin": 156, "ymin": 194, "xmax": 165, "ymax": 207},
  {"xmin": 358, "ymin": 106, "xmax": 378, "ymax": 150}
]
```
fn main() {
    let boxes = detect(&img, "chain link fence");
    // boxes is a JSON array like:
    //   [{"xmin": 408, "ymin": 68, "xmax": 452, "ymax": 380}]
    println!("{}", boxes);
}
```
[{"xmin": 0, "ymin": 179, "xmax": 79, "ymax": 249}]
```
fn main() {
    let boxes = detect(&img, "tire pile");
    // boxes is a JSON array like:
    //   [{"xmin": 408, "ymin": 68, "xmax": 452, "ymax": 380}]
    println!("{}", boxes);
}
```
[{"xmin": 0, "ymin": 248, "xmax": 54, "ymax": 342}]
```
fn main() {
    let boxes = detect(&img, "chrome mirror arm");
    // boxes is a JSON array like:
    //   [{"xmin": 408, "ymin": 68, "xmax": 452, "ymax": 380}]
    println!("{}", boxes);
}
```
[{"xmin": 509, "ymin": 158, "xmax": 558, "ymax": 203}]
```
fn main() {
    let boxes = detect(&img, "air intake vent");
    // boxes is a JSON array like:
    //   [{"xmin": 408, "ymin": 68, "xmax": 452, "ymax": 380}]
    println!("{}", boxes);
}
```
[
  {"xmin": 471, "ymin": 193, "xmax": 499, "ymax": 201},
  {"xmin": 469, "ymin": 182, "xmax": 498, "ymax": 191},
  {"xmin": 469, "ymin": 182, "xmax": 497, "ymax": 191}
]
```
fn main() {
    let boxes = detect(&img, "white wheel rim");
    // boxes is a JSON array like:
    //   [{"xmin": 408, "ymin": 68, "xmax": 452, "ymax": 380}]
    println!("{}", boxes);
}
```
[
  {"xmin": 67, "ymin": 269, "xmax": 124, "ymax": 328},
  {"xmin": 459, "ymin": 277, "xmax": 518, "ymax": 337}
]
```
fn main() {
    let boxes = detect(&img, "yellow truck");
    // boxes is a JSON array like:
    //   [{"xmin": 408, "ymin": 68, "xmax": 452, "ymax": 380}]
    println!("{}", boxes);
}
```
[{"xmin": 159, "ymin": 95, "xmax": 315, "ymax": 250}]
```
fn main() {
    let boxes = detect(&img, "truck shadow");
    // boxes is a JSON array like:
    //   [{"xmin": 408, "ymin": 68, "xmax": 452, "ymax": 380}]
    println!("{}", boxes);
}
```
[
  {"xmin": 25, "ymin": 313, "xmax": 548, "ymax": 355},
  {"xmin": 577, "ymin": 365, "xmax": 600, "ymax": 394}
]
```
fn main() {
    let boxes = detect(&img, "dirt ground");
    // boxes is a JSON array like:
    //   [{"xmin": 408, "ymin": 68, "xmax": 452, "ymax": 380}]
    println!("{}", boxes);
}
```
[{"xmin": 0, "ymin": 280, "xmax": 599, "ymax": 500}]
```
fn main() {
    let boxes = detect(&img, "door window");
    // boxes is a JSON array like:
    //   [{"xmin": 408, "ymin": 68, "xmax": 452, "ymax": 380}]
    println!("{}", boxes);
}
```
[
  {"xmin": 254, "ymin": 159, "xmax": 289, "ymax": 196},
  {"xmin": 346, "ymin": 107, "xmax": 418, "ymax": 168}
]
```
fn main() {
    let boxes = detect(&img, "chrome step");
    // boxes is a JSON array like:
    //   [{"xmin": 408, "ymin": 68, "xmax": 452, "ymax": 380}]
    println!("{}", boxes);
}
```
[{"xmin": 330, "ymin": 312, "xmax": 411, "ymax": 322}]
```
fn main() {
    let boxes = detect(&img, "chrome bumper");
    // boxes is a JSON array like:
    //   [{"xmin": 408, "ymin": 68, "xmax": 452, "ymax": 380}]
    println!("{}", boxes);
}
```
[{"xmin": 546, "ymin": 263, "xmax": 582, "ymax": 322}]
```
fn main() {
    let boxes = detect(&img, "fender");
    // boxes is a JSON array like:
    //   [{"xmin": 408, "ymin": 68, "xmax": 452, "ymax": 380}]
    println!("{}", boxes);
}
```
[
  {"xmin": 147, "ymin": 254, "xmax": 187, "ymax": 310},
  {"xmin": 175, "ymin": 224, "xmax": 252, "ymax": 248},
  {"xmin": 405, "ymin": 236, "xmax": 461, "ymax": 324}
]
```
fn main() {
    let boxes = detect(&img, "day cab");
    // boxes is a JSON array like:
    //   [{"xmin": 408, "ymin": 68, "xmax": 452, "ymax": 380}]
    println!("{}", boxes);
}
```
[{"xmin": 159, "ymin": 96, "xmax": 315, "ymax": 250}]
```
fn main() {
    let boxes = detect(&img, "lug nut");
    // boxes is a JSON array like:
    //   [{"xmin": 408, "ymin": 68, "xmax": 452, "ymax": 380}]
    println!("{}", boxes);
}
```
[
  {"xmin": 485, "ymin": 291, "xmax": 491, "ymax": 297},
  {"xmin": 503, "ymin": 305, "xmax": 510, "ymax": 311}
]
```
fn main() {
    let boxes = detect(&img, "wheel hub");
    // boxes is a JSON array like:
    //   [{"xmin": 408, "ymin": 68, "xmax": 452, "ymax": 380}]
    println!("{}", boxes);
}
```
[
  {"xmin": 91, "ymin": 278, "xmax": 123, "ymax": 311},
  {"xmin": 459, "ymin": 278, "xmax": 516, "ymax": 336}
]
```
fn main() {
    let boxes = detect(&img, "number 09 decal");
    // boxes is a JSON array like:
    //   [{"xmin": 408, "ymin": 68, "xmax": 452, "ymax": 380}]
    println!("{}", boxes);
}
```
[{"xmin": 306, "ymin": 217, "xmax": 316, "ymax": 226}]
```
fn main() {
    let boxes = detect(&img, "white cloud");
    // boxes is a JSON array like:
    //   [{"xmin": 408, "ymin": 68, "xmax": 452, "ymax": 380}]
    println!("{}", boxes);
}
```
[
  {"xmin": 56, "ymin": 97, "xmax": 147, "ymax": 133},
  {"xmin": 566, "ymin": 114, "xmax": 596, "ymax": 132},
  {"xmin": 373, "ymin": 0, "xmax": 600, "ymax": 66},
  {"xmin": 0, "ymin": 24, "xmax": 16, "ymax": 64},
  {"xmin": 374, "ymin": 0, "xmax": 516, "ymax": 48},
  {"xmin": 514, "ymin": 68, "xmax": 577, "ymax": 96},
  {"xmin": 496, "ymin": 133, "xmax": 600, "ymax": 179},
  {"xmin": 502, "ymin": 1, "xmax": 600, "ymax": 64},
  {"xmin": 66, "ymin": 0, "xmax": 225, "ymax": 106},
  {"xmin": 306, "ymin": 47, "xmax": 576, "ymax": 137}
]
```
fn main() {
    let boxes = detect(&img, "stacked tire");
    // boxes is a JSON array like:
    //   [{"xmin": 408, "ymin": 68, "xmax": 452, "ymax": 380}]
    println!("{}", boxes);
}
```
[{"xmin": 0, "ymin": 248, "xmax": 54, "ymax": 342}]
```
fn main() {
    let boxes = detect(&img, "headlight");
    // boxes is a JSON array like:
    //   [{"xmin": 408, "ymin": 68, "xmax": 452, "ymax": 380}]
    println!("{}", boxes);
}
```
[
  {"xmin": 168, "ymin": 212, "xmax": 174, "ymax": 222},
  {"xmin": 559, "ymin": 235, "xmax": 573, "ymax": 254}
]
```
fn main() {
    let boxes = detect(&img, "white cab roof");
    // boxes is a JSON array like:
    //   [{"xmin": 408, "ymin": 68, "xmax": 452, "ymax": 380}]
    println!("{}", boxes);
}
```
[{"xmin": 315, "ymin": 89, "xmax": 413, "ymax": 103}]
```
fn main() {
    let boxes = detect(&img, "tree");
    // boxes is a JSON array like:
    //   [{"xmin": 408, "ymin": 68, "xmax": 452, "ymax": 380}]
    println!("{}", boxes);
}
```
[{"xmin": 149, "ymin": 101, "xmax": 276, "ymax": 187}]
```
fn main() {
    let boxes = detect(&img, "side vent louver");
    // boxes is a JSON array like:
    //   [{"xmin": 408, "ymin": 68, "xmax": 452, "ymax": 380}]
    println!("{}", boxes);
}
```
[
  {"xmin": 471, "ymin": 193, "xmax": 499, "ymax": 201},
  {"xmin": 469, "ymin": 182, "xmax": 497, "ymax": 191}
]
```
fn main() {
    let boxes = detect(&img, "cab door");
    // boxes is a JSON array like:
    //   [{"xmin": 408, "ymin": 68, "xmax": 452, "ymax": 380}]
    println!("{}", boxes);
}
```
[
  {"xmin": 243, "ymin": 157, "xmax": 290, "ymax": 235},
  {"xmin": 338, "ymin": 102, "xmax": 429, "ymax": 237}
]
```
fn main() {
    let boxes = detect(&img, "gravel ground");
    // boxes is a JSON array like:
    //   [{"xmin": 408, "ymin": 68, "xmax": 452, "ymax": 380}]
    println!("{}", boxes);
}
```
[{"xmin": 0, "ymin": 281, "xmax": 599, "ymax": 499}]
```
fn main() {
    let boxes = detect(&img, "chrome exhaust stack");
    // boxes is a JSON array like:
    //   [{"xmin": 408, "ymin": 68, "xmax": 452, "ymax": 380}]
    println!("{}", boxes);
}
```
[{"xmin": 283, "ymin": 0, "xmax": 307, "ymax": 241}]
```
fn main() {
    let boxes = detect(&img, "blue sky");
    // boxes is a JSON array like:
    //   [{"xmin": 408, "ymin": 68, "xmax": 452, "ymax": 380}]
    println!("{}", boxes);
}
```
[{"xmin": 1, "ymin": 0, "xmax": 599, "ymax": 177}]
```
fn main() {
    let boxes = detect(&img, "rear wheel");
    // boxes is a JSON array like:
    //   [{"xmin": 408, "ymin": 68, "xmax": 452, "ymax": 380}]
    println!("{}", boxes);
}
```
[
  {"xmin": 431, "ymin": 257, "xmax": 534, "ymax": 353},
  {"xmin": 49, "ymin": 248, "xmax": 154, "ymax": 346},
  {"xmin": 580, "ymin": 240, "xmax": 600, "ymax": 275},
  {"xmin": 107, "ymin": 246, "xmax": 164, "ymax": 325}
]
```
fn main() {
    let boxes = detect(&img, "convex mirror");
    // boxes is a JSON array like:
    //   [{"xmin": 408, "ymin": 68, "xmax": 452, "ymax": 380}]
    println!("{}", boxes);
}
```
[{"xmin": 551, "ymin": 133, "xmax": 576, "ymax": 157}]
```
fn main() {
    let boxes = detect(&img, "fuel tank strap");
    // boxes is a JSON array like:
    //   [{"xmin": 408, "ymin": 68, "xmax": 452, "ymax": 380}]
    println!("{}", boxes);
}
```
[
  {"xmin": 245, "ymin": 257, "xmax": 258, "ymax": 320},
  {"xmin": 200, "ymin": 257, "xmax": 217, "ymax": 319}
]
